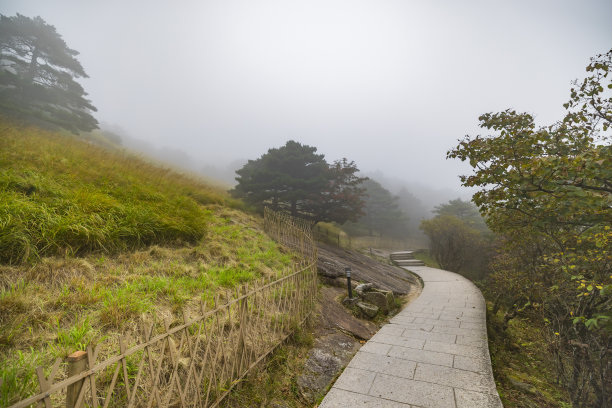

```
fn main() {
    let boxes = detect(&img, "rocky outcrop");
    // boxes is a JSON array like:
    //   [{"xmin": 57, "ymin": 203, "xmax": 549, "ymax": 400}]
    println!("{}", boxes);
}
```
[
  {"xmin": 317, "ymin": 259, "xmax": 345, "ymax": 278},
  {"xmin": 317, "ymin": 243, "xmax": 419, "ymax": 295},
  {"xmin": 362, "ymin": 290, "xmax": 394, "ymax": 314},
  {"xmin": 344, "ymin": 283, "xmax": 396, "ymax": 319}
]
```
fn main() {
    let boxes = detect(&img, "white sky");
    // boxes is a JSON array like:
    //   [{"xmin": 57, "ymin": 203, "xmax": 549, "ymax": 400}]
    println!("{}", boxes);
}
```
[{"xmin": 2, "ymin": 0, "xmax": 611, "ymax": 194}]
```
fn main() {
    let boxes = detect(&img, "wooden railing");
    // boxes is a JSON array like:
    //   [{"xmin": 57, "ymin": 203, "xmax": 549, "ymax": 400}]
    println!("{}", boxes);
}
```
[{"xmin": 6, "ymin": 209, "xmax": 317, "ymax": 408}]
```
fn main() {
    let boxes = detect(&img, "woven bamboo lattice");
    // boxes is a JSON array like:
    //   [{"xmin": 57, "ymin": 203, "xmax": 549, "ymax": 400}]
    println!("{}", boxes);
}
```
[
  {"xmin": 263, "ymin": 207, "xmax": 315, "ymax": 260},
  {"xmin": 7, "ymin": 209, "xmax": 317, "ymax": 408}
]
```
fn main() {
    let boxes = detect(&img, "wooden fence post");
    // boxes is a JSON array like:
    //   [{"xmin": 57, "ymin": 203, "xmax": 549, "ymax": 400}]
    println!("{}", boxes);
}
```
[
  {"xmin": 66, "ymin": 350, "xmax": 88, "ymax": 408},
  {"xmin": 236, "ymin": 285, "xmax": 248, "ymax": 376},
  {"xmin": 300, "ymin": 233, "xmax": 304, "ymax": 255}
]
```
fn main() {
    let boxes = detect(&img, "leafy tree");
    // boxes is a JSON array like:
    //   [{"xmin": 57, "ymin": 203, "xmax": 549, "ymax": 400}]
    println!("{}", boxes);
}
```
[
  {"xmin": 0, "ymin": 14, "xmax": 97, "ymax": 132},
  {"xmin": 564, "ymin": 48, "xmax": 612, "ymax": 135},
  {"xmin": 420, "ymin": 214, "xmax": 480, "ymax": 272},
  {"xmin": 448, "ymin": 49, "xmax": 611, "ymax": 407},
  {"xmin": 232, "ymin": 141, "xmax": 367, "ymax": 223},
  {"xmin": 421, "ymin": 199, "xmax": 494, "ymax": 279}
]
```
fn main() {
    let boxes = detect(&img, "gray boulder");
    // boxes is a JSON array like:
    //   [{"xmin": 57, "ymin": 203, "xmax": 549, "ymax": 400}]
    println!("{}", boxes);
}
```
[
  {"xmin": 357, "ymin": 301, "xmax": 379, "ymax": 318},
  {"xmin": 362, "ymin": 291, "xmax": 390, "ymax": 314},
  {"xmin": 362, "ymin": 289, "xmax": 395, "ymax": 314},
  {"xmin": 354, "ymin": 283, "xmax": 374, "ymax": 297}
]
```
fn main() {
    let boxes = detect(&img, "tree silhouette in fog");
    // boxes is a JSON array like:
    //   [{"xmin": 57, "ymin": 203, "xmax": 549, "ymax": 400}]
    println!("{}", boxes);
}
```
[{"xmin": 0, "ymin": 14, "xmax": 97, "ymax": 132}]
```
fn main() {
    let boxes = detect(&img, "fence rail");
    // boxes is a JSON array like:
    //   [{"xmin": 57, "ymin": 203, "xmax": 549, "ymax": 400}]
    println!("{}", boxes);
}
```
[{"xmin": 7, "ymin": 208, "xmax": 317, "ymax": 408}]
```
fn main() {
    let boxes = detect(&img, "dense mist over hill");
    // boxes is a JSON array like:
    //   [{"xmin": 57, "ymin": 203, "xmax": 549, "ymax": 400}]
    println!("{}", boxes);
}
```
[{"xmin": 2, "ymin": 0, "xmax": 610, "ymax": 200}]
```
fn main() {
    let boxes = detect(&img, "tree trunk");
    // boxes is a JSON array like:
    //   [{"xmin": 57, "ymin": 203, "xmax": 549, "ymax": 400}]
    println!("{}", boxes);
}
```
[
  {"xmin": 26, "ymin": 45, "xmax": 40, "ymax": 84},
  {"xmin": 21, "ymin": 45, "xmax": 39, "ymax": 102}
]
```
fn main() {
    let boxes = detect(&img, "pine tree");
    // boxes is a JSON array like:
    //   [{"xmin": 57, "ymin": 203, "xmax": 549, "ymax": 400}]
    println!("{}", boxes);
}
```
[
  {"xmin": 232, "ymin": 141, "xmax": 329, "ymax": 217},
  {"xmin": 308, "ymin": 158, "xmax": 368, "ymax": 223},
  {"xmin": 232, "ymin": 141, "xmax": 367, "ymax": 222},
  {"xmin": 0, "ymin": 14, "xmax": 98, "ymax": 132}
]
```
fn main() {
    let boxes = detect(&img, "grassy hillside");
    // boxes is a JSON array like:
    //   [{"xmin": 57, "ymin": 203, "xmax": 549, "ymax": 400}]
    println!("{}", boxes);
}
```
[
  {"xmin": 0, "ymin": 120, "xmax": 233, "ymax": 263},
  {"xmin": 0, "ymin": 119, "xmax": 294, "ymax": 406}
]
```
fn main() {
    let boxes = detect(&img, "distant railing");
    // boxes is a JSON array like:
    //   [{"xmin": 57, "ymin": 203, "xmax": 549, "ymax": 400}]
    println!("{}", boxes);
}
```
[
  {"xmin": 313, "ymin": 224, "xmax": 351, "ymax": 248},
  {"xmin": 263, "ymin": 207, "xmax": 316, "ymax": 259},
  {"xmin": 6, "ymin": 209, "xmax": 317, "ymax": 408}
]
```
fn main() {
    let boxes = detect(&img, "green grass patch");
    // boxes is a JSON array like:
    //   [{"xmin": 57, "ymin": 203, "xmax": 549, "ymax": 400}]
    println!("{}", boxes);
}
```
[
  {"xmin": 52, "ymin": 317, "xmax": 101, "ymax": 357},
  {"xmin": 0, "ymin": 348, "xmax": 47, "ymax": 408},
  {"xmin": 99, "ymin": 285, "xmax": 154, "ymax": 328}
]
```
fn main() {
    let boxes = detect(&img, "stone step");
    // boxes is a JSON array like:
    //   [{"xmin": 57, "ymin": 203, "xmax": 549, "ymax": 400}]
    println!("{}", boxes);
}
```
[
  {"xmin": 390, "ymin": 251, "xmax": 414, "ymax": 256},
  {"xmin": 393, "ymin": 259, "xmax": 425, "ymax": 266},
  {"xmin": 390, "ymin": 251, "xmax": 415, "ymax": 260},
  {"xmin": 391, "ymin": 255, "xmax": 415, "ymax": 261},
  {"xmin": 389, "ymin": 252, "xmax": 424, "ymax": 266}
]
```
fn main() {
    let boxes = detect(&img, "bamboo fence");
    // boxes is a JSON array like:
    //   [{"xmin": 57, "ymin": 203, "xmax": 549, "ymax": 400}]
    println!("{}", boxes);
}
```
[
  {"xmin": 263, "ymin": 207, "xmax": 315, "ymax": 260},
  {"xmin": 6, "ymin": 208, "xmax": 317, "ymax": 408}
]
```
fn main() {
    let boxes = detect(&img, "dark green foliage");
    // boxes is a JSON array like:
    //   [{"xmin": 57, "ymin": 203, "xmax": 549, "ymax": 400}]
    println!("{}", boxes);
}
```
[
  {"xmin": 487, "ymin": 308, "xmax": 572, "ymax": 407},
  {"xmin": 232, "ymin": 141, "xmax": 367, "ymax": 223},
  {"xmin": 310, "ymin": 158, "xmax": 368, "ymax": 224},
  {"xmin": 420, "ymin": 200, "xmax": 495, "ymax": 280},
  {"xmin": 0, "ymin": 14, "xmax": 98, "ymax": 133},
  {"xmin": 420, "ymin": 214, "xmax": 479, "ymax": 273}
]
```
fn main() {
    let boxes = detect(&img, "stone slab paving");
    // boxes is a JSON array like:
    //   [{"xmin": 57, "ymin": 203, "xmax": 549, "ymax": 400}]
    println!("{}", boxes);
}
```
[{"xmin": 319, "ymin": 265, "xmax": 502, "ymax": 408}]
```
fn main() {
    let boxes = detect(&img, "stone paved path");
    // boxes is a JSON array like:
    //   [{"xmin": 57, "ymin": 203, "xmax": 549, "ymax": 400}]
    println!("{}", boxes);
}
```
[{"xmin": 318, "ymin": 265, "xmax": 503, "ymax": 408}]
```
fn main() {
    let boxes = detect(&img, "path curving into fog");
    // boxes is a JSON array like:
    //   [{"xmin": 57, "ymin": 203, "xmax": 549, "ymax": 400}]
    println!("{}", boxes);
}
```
[{"xmin": 319, "ymin": 259, "xmax": 502, "ymax": 408}]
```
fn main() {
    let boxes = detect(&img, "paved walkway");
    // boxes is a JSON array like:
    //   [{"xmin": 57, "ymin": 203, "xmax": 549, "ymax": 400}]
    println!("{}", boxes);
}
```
[{"xmin": 319, "ymin": 265, "xmax": 502, "ymax": 408}]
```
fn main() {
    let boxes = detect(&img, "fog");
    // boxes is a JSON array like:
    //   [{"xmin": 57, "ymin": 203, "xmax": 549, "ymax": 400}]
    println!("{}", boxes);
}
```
[{"xmin": 2, "ymin": 0, "xmax": 611, "ymax": 206}]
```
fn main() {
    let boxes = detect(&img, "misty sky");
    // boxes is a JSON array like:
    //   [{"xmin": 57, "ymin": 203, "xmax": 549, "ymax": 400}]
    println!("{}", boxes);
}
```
[{"xmin": 2, "ymin": 0, "xmax": 611, "ymax": 194}]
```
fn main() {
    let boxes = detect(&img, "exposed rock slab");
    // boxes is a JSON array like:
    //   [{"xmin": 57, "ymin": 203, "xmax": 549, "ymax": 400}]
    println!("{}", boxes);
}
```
[{"xmin": 317, "ymin": 243, "xmax": 418, "ymax": 295}]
